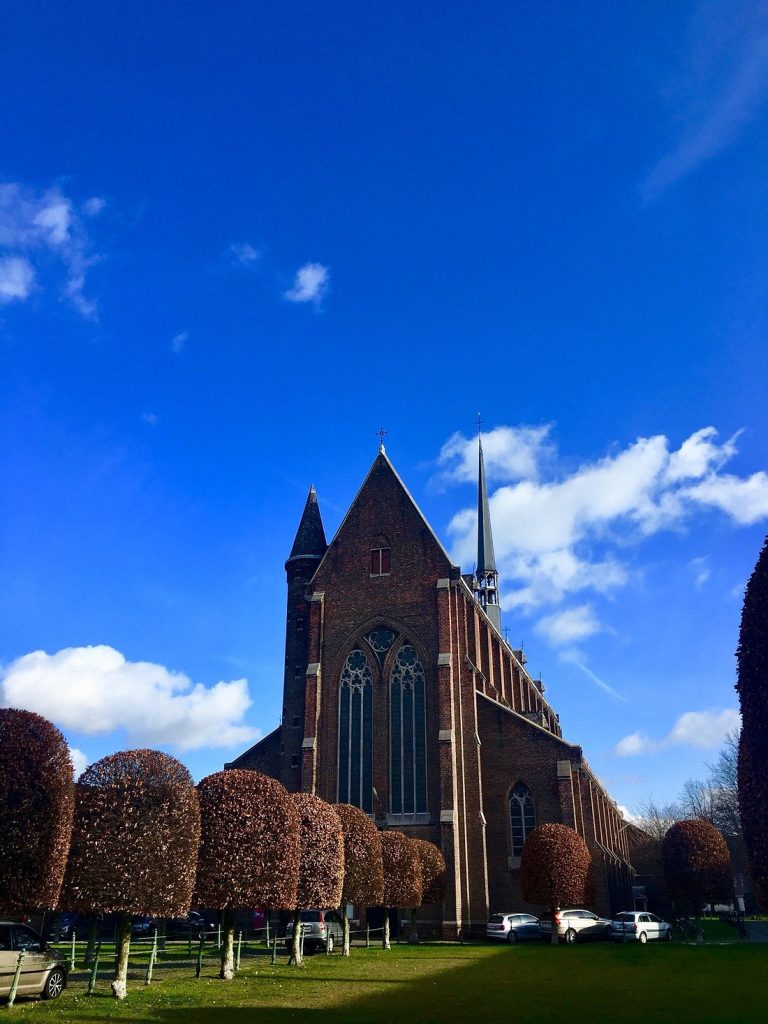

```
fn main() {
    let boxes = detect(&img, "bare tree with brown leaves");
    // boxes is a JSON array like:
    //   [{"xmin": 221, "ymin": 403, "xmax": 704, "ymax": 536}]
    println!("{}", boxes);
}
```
[
  {"xmin": 288, "ymin": 794, "xmax": 344, "ymax": 965},
  {"xmin": 195, "ymin": 770, "xmax": 300, "ymax": 979},
  {"xmin": 61, "ymin": 750, "xmax": 200, "ymax": 999},
  {"xmin": 410, "ymin": 839, "xmax": 445, "ymax": 943},
  {"xmin": 379, "ymin": 831, "xmax": 422, "ymax": 948},
  {"xmin": 662, "ymin": 819, "xmax": 732, "ymax": 943},
  {"xmin": 334, "ymin": 804, "xmax": 384, "ymax": 956},
  {"xmin": 0, "ymin": 709, "xmax": 74, "ymax": 915},
  {"xmin": 520, "ymin": 824, "xmax": 592, "ymax": 944}
]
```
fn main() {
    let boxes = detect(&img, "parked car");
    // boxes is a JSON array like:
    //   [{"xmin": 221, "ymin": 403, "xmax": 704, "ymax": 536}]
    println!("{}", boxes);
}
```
[
  {"xmin": 131, "ymin": 916, "xmax": 156, "ymax": 936},
  {"xmin": 285, "ymin": 910, "xmax": 344, "ymax": 954},
  {"xmin": 169, "ymin": 911, "xmax": 214, "ymax": 935},
  {"xmin": 0, "ymin": 922, "xmax": 68, "ymax": 1000},
  {"xmin": 610, "ymin": 911, "xmax": 672, "ymax": 943},
  {"xmin": 486, "ymin": 913, "xmax": 542, "ymax": 943},
  {"xmin": 538, "ymin": 909, "xmax": 612, "ymax": 944}
]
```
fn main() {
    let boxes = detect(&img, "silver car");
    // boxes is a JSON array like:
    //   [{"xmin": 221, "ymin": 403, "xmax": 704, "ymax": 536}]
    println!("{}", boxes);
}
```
[
  {"xmin": 538, "ymin": 909, "xmax": 612, "ymax": 944},
  {"xmin": 0, "ymin": 922, "xmax": 67, "ymax": 1000},
  {"xmin": 285, "ymin": 910, "xmax": 344, "ymax": 954},
  {"xmin": 610, "ymin": 911, "xmax": 672, "ymax": 943}
]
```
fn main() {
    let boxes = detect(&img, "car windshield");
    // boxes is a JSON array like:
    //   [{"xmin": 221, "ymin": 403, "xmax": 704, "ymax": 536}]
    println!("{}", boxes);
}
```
[
  {"xmin": 489, "ymin": 915, "xmax": 506, "ymax": 924},
  {"xmin": 615, "ymin": 913, "xmax": 634, "ymax": 921},
  {"xmin": 299, "ymin": 911, "xmax": 322, "ymax": 922}
]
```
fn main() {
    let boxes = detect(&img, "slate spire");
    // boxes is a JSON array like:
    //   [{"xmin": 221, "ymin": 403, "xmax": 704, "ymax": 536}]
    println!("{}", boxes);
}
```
[
  {"xmin": 287, "ymin": 485, "xmax": 327, "ymax": 563},
  {"xmin": 475, "ymin": 437, "xmax": 501, "ymax": 631}
]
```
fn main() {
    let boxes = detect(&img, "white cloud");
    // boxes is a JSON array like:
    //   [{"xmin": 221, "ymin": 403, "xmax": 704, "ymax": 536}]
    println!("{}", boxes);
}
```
[
  {"xmin": 69, "ymin": 747, "xmax": 88, "ymax": 780},
  {"xmin": 535, "ymin": 604, "xmax": 602, "ymax": 646},
  {"xmin": 82, "ymin": 197, "xmax": 106, "ymax": 217},
  {"xmin": 0, "ymin": 256, "xmax": 35, "ymax": 304},
  {"xmin": 442, "ymin": 425, "xmax": 768, "ymax": 627},
  {"xmin": 558, "ymin": 650, "xmax": 628, "ymax": 702},
  {"xmin": 284, "ymin": 262, "xmax": 329, "ymax": 305},
  {"xmin": 141, "ymin": 412, "xmax": 159, "ymax": 426},
  {"xmin": 0, "ymin": 645, "xmax": 260, "ymax": 752},
  {"xmin": 642, "ymin": 2, "xmax": 768, "ymax": 199},
  {"xmin": 171, "ymin": 330, "xmax": 188, "ymax": 353},
  {"xmin": 229, "ymin": 242, "xmax": 261, "ymax": 266},
  {"xmin": 0, "ymin": 182, "xmax": 101, "ymax": 318},
  {"xmin": 689, "ymin": 556, "xmax": 711, "ymax": 588},
  {"xmin": 614, "ymin": 708, "xmax": 740, "ymax": 757}
]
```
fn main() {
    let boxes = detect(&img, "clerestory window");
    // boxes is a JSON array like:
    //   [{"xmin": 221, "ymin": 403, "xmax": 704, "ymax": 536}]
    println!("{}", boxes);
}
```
[
  {"xmin": 389, "ymin": 644, "xmax": 427, "ymax": 814},
  {"xmin": 509, "ymin": 782, "xmax": 536, "ymax": 856}
]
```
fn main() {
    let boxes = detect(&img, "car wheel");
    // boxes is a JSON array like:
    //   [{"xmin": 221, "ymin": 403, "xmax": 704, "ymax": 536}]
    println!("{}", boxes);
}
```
[
  {"xmin": 42, "ymin": 969, "xmax": 66, "ymax": 1000},
  {"xmin": 326, "ymin": 934, "xmax": 334, "ymax": 954},
  {"xmin": 507, "ymin": 930, "xmax": 517, "ymax": 944},
  {"xmin": 564, "ymin": 928, "xmax": 577, "ymax": 945},
  {"xmin": 638, "ymin": 931, "xmax": 647, "ymax": 944}
]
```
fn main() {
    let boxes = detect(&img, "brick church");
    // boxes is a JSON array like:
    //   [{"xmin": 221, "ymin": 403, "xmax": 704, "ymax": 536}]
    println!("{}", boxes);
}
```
[{"xmin": 228, "ymin": 442, "xmax": 634, "ymax": 937}]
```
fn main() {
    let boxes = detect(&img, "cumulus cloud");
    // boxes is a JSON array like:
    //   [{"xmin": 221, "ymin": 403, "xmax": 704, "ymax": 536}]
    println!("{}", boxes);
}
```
[
  {"xmin": 0, "ymin": 182, "xmax": 102, "ymax": 318},
  {"xmin": 284, "ymin": 262, "xmax": 329, "ymax": 305},
  {"xmin": 141, "ymin": 411, "xmax": 159, "ymax": 426},
  {"xmin": 69, "ymin": 747, "xmax": 88, "ymax": 780},
  {"xmin": 229, "ymin": 241, "xmax": 261, "ymax": 267},
  {"xmin": 535, "ymin": 604, "xmax": 602, "ymax": 646},
  {"xmin": 441, "ymin": 424, "xmax": 768, "ymax": 631},
  {"xmin": 642, "ymin": 1, "xmax": 768, "ymax": 199},
  {"xmin": 171, "ymin": 330, "xmax": 188, "ymax": 353},
  {"xmin": 689, "ymin": 556, "xmax": 711, "ymax": 588},
  {"xmin": 614, "ymin": 708, "xmax": 740, "ymax": 757},
  {"xmin": 0, "ymin": 256, "xmax": 35, "ymax": 304},
  {"xmin": 0, "ymin": 645, "xmax": 260, "ymax": 752}
]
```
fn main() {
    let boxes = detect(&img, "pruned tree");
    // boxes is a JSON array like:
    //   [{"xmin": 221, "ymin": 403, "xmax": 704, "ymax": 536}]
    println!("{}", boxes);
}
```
[
  {"xmin": 379, "ymin": 832, "xmax": 422, "ymax": 948},
  {"xmin": 61, "ymin": 750, "xmax": 200, "ymax": 999},
  {"xmin": 334, "ymin": 803, "xmax": 384, "ymax": 956},
  {"xmin": 410, "ymin": 839, "xmax": 446, "ymax": 943},
  {"xmin": 520, "ymin": 824, "xmax": 592, "ymax": 944},
  {"xmin": 195, "ymin": 770, "xmax": 300, "ymax": 979},
  {"xmin": 737, "ymin": 535, "xmax": 768, "ymax": 905},
  {"xmin": 662, "ymin": 819, "xmax": 732, "ymax": 942},
  {"xmin": 0, "ymin": 709, "xmax": 74, "ymax": 914},
  {"xmin": 289, "ymin": 794, "xmax": 344, "ymax": 965}
]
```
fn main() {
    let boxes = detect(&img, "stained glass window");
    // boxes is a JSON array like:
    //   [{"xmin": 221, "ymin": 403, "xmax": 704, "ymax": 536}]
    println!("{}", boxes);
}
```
[
  {"xmin": 365, "ymin": 626, "xmax": 398, "ymax": 664},
  {"xmin": 337, "ymin": 648, "xmax": 373, "ymax": 812},
  {"xmin": 389, "ymin": 644, "xmax": 427, "ymax": 814},
  {"xmin": 509, "ymin": 782, "xmax": 536, "ymax": 856}
]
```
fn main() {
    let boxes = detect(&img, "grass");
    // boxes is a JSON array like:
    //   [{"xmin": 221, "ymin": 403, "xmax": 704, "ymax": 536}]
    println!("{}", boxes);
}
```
[{"xmin": 6, "ymin": 939, "xmax": 767, "ymax": 1023}]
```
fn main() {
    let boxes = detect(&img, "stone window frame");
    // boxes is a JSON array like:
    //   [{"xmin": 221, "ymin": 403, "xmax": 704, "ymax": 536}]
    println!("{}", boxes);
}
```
[{"xmin": 508, "ymin": 781, "xmax": 536, "ymax": 860}]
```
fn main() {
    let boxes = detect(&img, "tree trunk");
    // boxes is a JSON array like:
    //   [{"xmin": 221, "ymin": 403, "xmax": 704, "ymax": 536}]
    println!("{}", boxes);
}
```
[
  {"xmin": 695, "ymin": 914, "xmax": 703, "ymax": 946},
  {"xmin": 219, "ymin": 906, "xmax": 236, "ymax": 980},
  {"xmin": 288, "ymin": 909, "xmax": 303, "ymax": 966},
  {"xmin": 409, "ymin": 907, "xmax": 419, "ymax": 945},
  {"xmin": 550, "ymin": 907, "xmax": 559, "ymax": 945},
  {"xmin": 382, "ymin": 910, "xmax": 391, "ymax": 950},
  {"xmin": 157, "ymin": 918, "xmax": 166, "ymax": 952},
  {"xmin": 341, "ymin": 906, "xmax": 351, "ymax": 957},
  {"xmin": 111, "ymin": 912, "xmax": 132, "ymax": 1000}
]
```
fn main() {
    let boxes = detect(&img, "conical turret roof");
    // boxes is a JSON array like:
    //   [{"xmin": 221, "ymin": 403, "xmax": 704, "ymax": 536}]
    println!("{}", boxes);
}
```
[{"xmin": 288, "ymin": 485, "xmax": 327, "ymax": 561}]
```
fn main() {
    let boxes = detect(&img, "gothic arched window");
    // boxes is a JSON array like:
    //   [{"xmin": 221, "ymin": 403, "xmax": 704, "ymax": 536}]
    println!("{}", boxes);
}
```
[
  {"xmin": 337, "ymin": 648, "xmax": 373, "ymax": 812},
  {"xmin": 390, "ymin": 644, "xmax": 427, "ymax": 814},
  {"xmin": 509, "ymin": 782, "xmax": 536, "ymax": 856}
]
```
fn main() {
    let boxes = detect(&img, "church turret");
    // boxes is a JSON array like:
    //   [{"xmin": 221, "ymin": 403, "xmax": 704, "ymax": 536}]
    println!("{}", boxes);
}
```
[
  {"xmin": 474, "ymin": 438, "xmax": 501, "ymax": 631},
  {"xmin": 280, "ymin": 485, "xmax": 327, "ymax": 789}
]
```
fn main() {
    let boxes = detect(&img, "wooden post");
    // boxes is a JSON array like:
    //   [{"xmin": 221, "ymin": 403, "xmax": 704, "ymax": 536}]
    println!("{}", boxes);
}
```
[
  {"xmin": 87, "ymin": 942, "xmax": 101, "ymax": 995},
  {"xmin": 366, "ymin": 924, "xmax": 370, "ymax": 948},
  {"xmin": 195, "ymin": 936, "xmax": 204, "ymax": 978},
  {"xmin": 70, "ymin": 930, "xmax": 76, "ymax": 971},
  {"xmin": 217, "ymin": 922, "xmax": 221, "ymax": 950},
  {"xmin": 270, "ymin": 933, "xmax": 277, "ymax": 965},
  {"xmin": 236, "ymin": 930, "xmax": 242, "ymax": 971},
  {"xmin": 265, "ymin": 918, "xmax": 270, "ymax": 947},
  {"xmin": 145, "ymin": 930, "xmax": 158, "ymax": 985},
  {"xmin": 7, "ymin": 952, "xmax": 25, "ymax": 1007}
]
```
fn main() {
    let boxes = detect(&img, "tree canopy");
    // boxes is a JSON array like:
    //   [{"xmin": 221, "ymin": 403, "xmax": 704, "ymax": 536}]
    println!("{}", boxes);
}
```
[
  {"xmin": 662, "ymin": 819, "xmax": 732, "ymax": 910},
  {"xmin": 381, "ymin": 831, "xmax": 422, "ymax": 909},
  {"xmin": 0, "ymin": 709, "xmax": 74, "ymax": 913},
  {"xmin": 411, "ymin": 839, "xmax": 446, "ymax": 904},
  {"xmin": 334, "ymin": 803, "xmax": 384, "ymax": 906},
  {"xmin": 520, "ymin": 823, "xmax": 592, "ymax": 909}
]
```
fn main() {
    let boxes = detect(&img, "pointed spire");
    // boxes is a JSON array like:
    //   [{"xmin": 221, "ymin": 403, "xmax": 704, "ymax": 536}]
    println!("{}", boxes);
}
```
[
  {"xmin": 477, "ymin": 439, "xmax": 497, "ymax": 574},
  {"xmin": 474, "ymin": 434, "xmax": 501, "ymax": 631},
  {"xmin": 287, "ymin": 485, "xmax": 327, "ymax": 562}
]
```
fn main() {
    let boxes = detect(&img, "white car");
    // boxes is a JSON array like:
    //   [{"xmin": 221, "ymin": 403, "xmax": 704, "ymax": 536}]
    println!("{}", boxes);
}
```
[
  {"xmin": 538, "ymin": 909, "xmax": 612, "ymax": 944},
  {"xmin": 610, "ymin": 911, "xmax": 672, "ymax": 943}
]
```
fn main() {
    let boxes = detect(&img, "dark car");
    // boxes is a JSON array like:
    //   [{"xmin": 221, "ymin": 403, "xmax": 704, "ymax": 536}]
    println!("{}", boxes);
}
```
[
  {"xmin": 0, "ymin": 922, "xmax": 68, "ymax": 1000},
  {"xmin": 486, "ymin": 913, "xmax": 542, "ymax": 943}
]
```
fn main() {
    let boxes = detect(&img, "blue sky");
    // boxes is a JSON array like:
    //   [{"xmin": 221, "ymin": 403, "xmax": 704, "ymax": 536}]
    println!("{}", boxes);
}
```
[{"xmin": 1, "ymin": 1, "xmax": 767, "ymax": 814}]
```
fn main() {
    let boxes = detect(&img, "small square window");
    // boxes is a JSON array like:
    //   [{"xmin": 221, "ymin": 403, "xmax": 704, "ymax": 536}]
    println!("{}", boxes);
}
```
[{"xmin": 370, "ymin": 547, "xmax": 391, "ymax": 576}]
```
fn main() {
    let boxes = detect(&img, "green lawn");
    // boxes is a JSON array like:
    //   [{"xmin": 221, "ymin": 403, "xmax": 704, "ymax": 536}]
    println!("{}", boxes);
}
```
[{"xmin": 7, "ymin": 940, "xmax": 767, "ymax": 1023}]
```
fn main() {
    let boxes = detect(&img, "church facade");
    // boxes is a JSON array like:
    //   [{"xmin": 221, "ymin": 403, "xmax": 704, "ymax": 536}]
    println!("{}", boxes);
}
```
[{"xmin": 228, "ymin": 444, "xmax": 634, "ymax": 937}]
